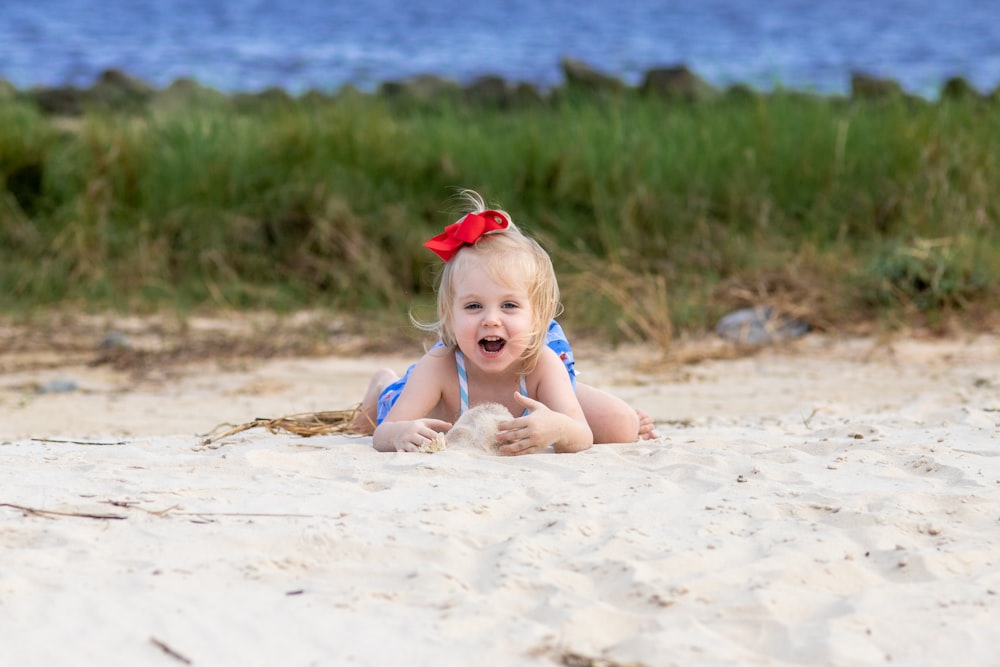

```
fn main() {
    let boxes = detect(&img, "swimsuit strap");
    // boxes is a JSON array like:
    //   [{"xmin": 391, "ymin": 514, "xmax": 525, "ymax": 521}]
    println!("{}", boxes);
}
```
[
  {"xmin": 454, "ymin": 348, "xmax": 530, "ymax": 416},
  {"xmin": 455, "ymin": 348, "xmax": 470, "ymax": 414}
]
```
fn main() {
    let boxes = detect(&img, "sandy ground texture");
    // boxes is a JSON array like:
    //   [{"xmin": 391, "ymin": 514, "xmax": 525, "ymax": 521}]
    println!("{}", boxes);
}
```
[{"xmin": 1, "ymin": 314, "xmax": 999, "ymax": 667}]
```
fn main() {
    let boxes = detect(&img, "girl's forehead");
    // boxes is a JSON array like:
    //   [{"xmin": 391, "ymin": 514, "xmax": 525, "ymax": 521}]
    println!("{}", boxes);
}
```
[{"xmin": 452, "ymin": 261, "xmax": 530, "ymax": 297}]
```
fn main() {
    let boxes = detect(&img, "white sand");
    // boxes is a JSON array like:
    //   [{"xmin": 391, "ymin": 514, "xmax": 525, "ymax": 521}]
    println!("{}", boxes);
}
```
[{"xmin": 2, "ymin": 329, "xmax": 999, "ymax": 666}]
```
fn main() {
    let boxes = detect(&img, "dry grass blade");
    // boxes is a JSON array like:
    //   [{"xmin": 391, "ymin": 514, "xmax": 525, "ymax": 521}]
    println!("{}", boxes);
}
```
[
  {"xmin": 31, "ymin": 437, "xmax": 127, "ymax": 446},
  {"xmin": 199, "ymin": 405, "xmax": 364, "ymax": 447},
  {"xmin": 0, "ymin": 502, "xmax": 127, "ymax": 520},
  {"xmin": 149, "ymin": 637, "xmax": 192, "ymax": 665}
]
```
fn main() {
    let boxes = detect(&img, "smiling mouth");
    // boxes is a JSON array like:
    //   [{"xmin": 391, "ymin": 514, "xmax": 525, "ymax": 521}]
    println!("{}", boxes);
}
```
[{"xmin": 480, "ymin": 336, "xmax": 506, "ymax": 354}]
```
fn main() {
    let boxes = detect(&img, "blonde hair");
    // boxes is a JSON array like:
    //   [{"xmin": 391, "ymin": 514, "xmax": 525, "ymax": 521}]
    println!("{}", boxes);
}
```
[{"xmin": 416, "ymin": 190, "xmax": 561, "ymax": 375}]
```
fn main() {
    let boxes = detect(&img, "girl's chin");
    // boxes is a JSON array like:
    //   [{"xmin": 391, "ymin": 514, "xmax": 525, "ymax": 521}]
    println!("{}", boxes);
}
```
[
  {"xmin": 466, "ymin": 345, "xmax": 522, "ymax": 368},
  {"xmin": 476, "ymin": 349, "xmax": 510, "ymax": 363}
]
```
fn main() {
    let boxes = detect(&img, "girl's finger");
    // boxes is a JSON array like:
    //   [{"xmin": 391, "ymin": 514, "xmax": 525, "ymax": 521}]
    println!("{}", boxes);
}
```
[{"xmin": 512, "ymin": 392, "xmax": 544, "ymax": 411}]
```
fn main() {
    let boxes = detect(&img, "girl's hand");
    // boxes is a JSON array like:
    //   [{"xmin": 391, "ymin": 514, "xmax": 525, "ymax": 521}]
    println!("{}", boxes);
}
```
[
  {"xmin": 494, "ymin": 394, "xmax": 565, "ymax": 456},
  {"xmin": 376, "ymin": 418, "xmax": 452, "ymax": 452}
]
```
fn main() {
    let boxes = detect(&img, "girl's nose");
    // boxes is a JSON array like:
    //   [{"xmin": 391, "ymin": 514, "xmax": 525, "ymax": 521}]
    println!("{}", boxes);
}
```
[{"xmin": 482, "ymin": 307, "xmax": 501, "ymax": 326}]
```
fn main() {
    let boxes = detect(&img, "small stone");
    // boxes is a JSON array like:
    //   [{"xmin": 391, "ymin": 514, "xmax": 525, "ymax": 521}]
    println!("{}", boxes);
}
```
[
  {"xmin": 100, "ymin": 330, "xmax": 131, "ymax": 350},
  {"xmin": 38, "ymin": 378, "xmax": 78, "ymax": 394}
]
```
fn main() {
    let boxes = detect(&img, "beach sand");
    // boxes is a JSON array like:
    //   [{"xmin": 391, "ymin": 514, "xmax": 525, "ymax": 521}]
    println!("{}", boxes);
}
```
[{"xmin": 2, "ymin": 318, "xmax": 998, "ymax": 666}]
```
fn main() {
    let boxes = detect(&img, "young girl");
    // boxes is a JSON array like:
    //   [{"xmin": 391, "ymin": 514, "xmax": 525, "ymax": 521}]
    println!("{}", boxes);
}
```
[{"xmin": 353, "ymin": 190, "xmax": 656, "ymax": 454}]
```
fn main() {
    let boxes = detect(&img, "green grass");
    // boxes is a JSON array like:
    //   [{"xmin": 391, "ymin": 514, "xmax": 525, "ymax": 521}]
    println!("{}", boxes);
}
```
[{"xmin": 2, "ymin": 88, "xmax": 998, "ymax": 343}]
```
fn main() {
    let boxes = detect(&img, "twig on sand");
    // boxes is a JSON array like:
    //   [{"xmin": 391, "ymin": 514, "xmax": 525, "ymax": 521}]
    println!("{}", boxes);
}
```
[
  {"xmin": 4, "ymin": 499, "xmax": 327, "ymax": 522},
  {"xmin": 101, "ymin": 499, "xmax": 180, "ymax": 516},
  {"xmin": 0, "ymin": 502, "xmax": 127, "ymax": 520},
  {"xmin": 558, "ymin": 650, "xmax": 647, "ymax": 667},
  {"xmin": 198, "ymin": 406, "xmax": 364, "ymax": 448},
  {"xmin": 30, "ymin": 437, "xmax": 127, "ymax": 446},
  {"xmin": 150, "ymin": 637, "xmax": 192, "ymax": 665}
]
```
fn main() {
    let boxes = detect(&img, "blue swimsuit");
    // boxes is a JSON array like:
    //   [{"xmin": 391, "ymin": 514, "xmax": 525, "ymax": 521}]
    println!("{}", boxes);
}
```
[{"xmin": 375, "ymin": 319, "xmax": 576, "ymax": 424}]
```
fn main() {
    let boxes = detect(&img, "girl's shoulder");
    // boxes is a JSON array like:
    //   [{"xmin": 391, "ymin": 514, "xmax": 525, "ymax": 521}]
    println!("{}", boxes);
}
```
[
  {"xmin": 528, "ymin": 345, "xmax": 572, "ymax": 383},
  {"xmin": 524, "ymin": 345, "xmax": 579, "ymax": 409},
  {"xmin": 410, "ymin": 344, "xmax": 457, "ymax": 377}
]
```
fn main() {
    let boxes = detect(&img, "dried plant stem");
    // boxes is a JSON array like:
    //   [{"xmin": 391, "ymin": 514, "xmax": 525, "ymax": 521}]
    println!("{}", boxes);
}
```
[
  {"xmin": 199, "ymin": 406, "xmax": 364, "ymax": 448},
  {"xmin": 149, "ymin": 637, "xmax": 192, "ymax": 665},
  {"xmin": 0, "ymin": 502, "xmax": 127, "ymax": 520},
  {"xmin": 30, "ymin": 437, "xmax": 127, "ymax": 446}
]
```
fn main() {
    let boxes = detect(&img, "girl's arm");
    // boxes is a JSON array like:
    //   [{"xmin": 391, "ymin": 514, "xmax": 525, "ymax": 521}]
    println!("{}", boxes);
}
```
[
  {"xmin": 372, "ymin": 353, "xmax": 453, "ymax": 452},
  {"xmin": 495, "ymin": 348, "xmax": 594, "ymax": 455}
]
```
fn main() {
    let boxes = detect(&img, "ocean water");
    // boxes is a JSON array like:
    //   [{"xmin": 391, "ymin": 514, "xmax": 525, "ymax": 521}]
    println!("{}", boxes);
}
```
[{"xmin": 1, "ymin": 0, "xmax": 998, "ymax": 98}]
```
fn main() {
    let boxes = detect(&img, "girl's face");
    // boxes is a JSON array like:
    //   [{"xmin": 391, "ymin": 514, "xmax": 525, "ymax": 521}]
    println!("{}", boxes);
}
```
[{"xmin": 450, "ymin": 253, "xmax": 535, "ymax": 375}]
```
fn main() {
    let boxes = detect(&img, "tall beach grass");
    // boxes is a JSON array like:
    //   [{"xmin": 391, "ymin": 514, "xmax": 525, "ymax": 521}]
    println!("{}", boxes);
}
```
[{"xmin": 1, "ymin": 86, "xmax": 998, "ymax": 344}]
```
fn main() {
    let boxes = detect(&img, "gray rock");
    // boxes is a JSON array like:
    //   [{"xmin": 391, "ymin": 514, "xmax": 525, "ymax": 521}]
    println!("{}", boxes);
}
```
[
  {"xmin": 560, "ymin": 57, "xmax": 626, "ymax": 94},
  {"xmin": 38, "ymin": 378, "xmax": 79, "ymax": 394},
  {"xmin": 100, "ymin": 330, "xmax": 130, "ymax": 350},
  {"xmin": 378, "ymin": 74, "xmax": 462, "ymax": 104},
  {"xmin": 850, "ymin": 72, "xmax": 905, "ymax": 100},
  {"xmin": 715, "ymin": 307, "xmax": 809, "ymax": 345},
  {"xmin": 640, "ymin": 65, "xmax": 718, "ymax": 102}
]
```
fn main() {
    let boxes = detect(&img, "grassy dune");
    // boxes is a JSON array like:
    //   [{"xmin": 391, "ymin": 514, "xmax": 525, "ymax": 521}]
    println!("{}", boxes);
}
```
[{"xmin": 2, "ymin": 85, "xmax": 998, "ymax": 345}]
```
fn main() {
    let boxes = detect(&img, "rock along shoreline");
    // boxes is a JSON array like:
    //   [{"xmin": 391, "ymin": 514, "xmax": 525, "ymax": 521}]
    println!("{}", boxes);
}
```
[{"xmin": 2, "ymin": 57, "xmax": 996, "ymax": 117}]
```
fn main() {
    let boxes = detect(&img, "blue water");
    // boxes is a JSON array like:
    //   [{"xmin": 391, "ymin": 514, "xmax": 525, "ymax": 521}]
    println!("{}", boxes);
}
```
[{"xmin": 2, "ymin": 0, "xmax": 998, "ymax": 98}]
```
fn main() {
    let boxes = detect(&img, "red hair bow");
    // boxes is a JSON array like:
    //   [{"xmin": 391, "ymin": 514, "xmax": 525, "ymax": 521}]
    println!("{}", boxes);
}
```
[{"xmin": 423, "ymin": 210, "xmax": 509, "ymax": 261}]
